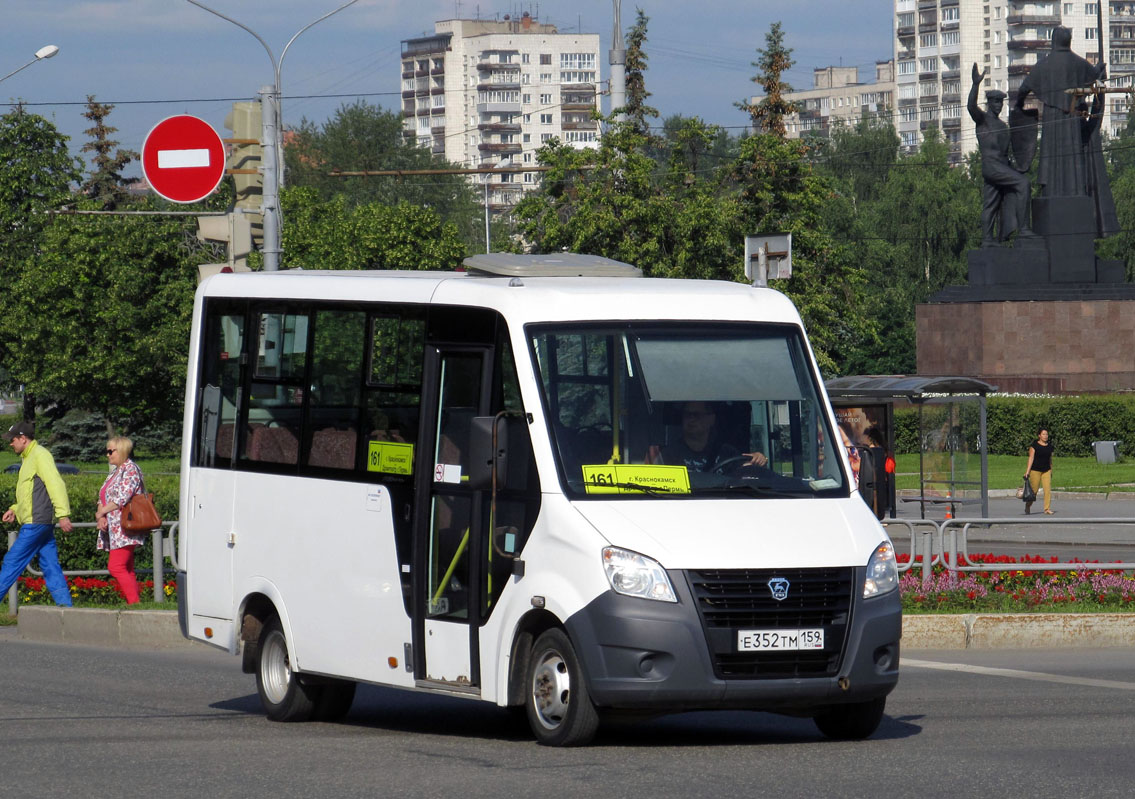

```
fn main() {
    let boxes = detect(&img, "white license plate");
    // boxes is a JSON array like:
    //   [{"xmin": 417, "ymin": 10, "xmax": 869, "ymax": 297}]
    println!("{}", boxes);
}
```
[{"xmin": 737, "ymin": 628, "xmax": 824, "ymax": 651}]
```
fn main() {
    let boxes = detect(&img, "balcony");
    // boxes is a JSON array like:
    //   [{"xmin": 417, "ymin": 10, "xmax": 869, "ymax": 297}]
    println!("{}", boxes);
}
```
[
  {"xmin": 896, "ymin": 24, "xmax": 915, "ymax": 37},
  {"xmin": 562, "ymin": 102, "xmax": 595, "ymax": 112},
  {"xmin": 560, "ymin": 82, "xmax": 596, "ymax": 92},
  {"xmin": 477, "ymin": 102, "xmax": 522, "ymax": 115},
  {"xmin": 430, "ymin": 106, "xmax": 445, "ymax": 115},
  {"xmin": 941, "ymin": 69, "xmax": 960, "ymax": 80},
  {"xmin": 431, "ymin": 123, "xmax": 446, "ymax": 134},
  {"xmin": 562, "ymin": 120, "xmax": 598, "ymax": 131},
  {"xmin": 402, "ymin": 70, "xmax": 415, "ymax": 80},
  {"xmin": 1008, "ymin": 39, "xmax": 1051, "ymax": 51},
  {"xmin": 402, "ymin": 90, "xmax": 415, "ymax": 99},
  {"xmin": 942, "ymin": 117, "xmax": 961, "ymax": 128},
  {"xmin": 478, "ymin": 61, "xmax": 522, "ymax": 73},
  {"xmin": 478, "ymin": 80, "xmax": 522, "ymax": 91},
  {"xmin": 1008, "ymin": 64, "xmax": 1033, "ymax": 76},
  {"xmin": 401, "ymin": 108, "xmax": 415, "ymax": 118},
  {"xmin": 478, "ymin": 122, "xmax": 522, "ymax": 132},
  {"xmin": 920, "ymin": 94, "xmax": 939, "ymax": 105},
  {"xmin": 942, "ymin": 93, "xmax": 961, "ymax": 104},
  {"xmin": 478, "ymin": 142, "xmax": 522, "ymax": 154},
  {"xmin": 1006, "ymin": 14, "xmax": 1060, "ymax": 27},
  {"xmin": 431, "ymin": 66, "xmax": 445, "ymax": 75},
  {"xmin": 431, "ymin": 143, "xmax": 446, "ymax": 155}
]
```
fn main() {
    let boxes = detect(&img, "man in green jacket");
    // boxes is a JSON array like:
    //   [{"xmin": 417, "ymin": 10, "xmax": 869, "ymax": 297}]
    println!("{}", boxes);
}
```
[{"xmin": 0, "ymin": 421, "xmax": 74, "ymax": 606}]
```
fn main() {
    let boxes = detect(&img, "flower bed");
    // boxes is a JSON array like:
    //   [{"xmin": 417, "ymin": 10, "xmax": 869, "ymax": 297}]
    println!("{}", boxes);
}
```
[
  {"xmin": 900, "ymin": 553, "xmax": 1135, "ymax": 613},
  {"xmin": 16, "ymin": 575, "xmax": 177, "ymax": 606}
]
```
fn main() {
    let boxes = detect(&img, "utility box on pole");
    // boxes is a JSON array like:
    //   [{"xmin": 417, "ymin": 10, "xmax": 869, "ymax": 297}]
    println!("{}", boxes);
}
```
[{"xmin": 225, "ymin": 101, "xmax": 264, "ymax": 247}]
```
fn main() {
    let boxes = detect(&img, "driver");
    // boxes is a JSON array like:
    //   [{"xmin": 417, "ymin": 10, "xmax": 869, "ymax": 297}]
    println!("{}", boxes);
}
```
[{"xmin": 646, "ymin": 401, "xmax": 767, "ymax": 472}]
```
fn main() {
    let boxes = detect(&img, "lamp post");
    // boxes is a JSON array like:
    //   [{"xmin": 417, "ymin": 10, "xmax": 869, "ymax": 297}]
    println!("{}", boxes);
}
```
[
  {"xmin": 184, "ymin": 0, "xmax": 360, "ymax": 270},
  {"xmin": 0, "ymin": 44, "xmax": 60, "ymax": 85}
]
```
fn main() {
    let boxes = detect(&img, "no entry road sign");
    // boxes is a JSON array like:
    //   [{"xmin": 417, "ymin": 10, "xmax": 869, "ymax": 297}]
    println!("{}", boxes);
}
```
[{"xmin": 141, "ymin": 114, "xmax": 226, "ymax": 204}]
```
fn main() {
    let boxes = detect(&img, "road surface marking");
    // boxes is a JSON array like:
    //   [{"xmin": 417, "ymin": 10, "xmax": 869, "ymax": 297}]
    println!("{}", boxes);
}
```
[{"xmin": 903, "ymin": 658, "xmax": 1135, "ymax": 691}]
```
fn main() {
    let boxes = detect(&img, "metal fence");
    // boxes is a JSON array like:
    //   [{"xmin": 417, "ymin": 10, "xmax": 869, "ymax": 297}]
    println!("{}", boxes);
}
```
[
  {"xmin": 5, "ymin": 521, "xmax": 180, "ymax": 615},
  {"xmin": 887, "ymin": 516, "xmax": 1135, "ymax": 590}
]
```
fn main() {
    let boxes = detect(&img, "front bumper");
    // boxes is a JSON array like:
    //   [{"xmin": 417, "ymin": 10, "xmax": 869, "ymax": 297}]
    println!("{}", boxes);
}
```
[{"xmin": 563, "ymin": 567, "xmax": 900, "ymax": 713}]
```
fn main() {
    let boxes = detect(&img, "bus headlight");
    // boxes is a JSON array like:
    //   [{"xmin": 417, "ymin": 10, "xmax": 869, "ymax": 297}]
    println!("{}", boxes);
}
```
[
  {"xmin": 863, "ymin": 540, "xmax": 899, "ymax": 598},
  {"xmin": 602, "ymin": 547, "xmax": 677, "ymax": 603}
]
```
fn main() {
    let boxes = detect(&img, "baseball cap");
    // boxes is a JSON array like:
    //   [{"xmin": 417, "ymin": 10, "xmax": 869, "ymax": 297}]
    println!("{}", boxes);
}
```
[{"xmin": 2, "ymin": 421, "xmax": 34, "ymax": 441}]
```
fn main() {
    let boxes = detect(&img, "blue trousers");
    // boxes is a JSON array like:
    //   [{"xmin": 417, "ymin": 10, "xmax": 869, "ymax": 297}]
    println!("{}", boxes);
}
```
[{"xmin": 0, "ymin": 524, "xmax": 72, "ymax": 606}]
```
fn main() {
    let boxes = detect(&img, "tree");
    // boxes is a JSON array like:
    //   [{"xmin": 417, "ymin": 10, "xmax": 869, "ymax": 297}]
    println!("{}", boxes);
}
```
[
  {"xmin": 0, "ymin": 107, "xmax": 81, "ymax": 270},
  {"xmin": 728, "ymin": 133, "xmax": 877, "ymax": 374},
  {"xmin": 737, "ymin": 22, "xmax": 799, "ymax": 139},
  {"xmin": 621, "ymin": 9, "xmax": 659, "ymax": 136},
  {"xmin": 272, "ymin": 186, "xmax": 467, "ymax": 272},
  {"xmin": 284, "ymin": 101, "xmax": 482, "ymax": 246},
  {"xmin": 0, "ymin": 197, "xmax": 201, "ymax": 432},
  {"xmin": 79, "ymin": 96, "xmax": 139, "ymax": 210}
]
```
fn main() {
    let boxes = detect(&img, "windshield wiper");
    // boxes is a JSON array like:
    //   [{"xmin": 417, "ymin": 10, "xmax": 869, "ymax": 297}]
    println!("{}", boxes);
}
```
[
  {"xmin": 581, "ymin": 480, "xmax": 683, "ymax": 496},
  {"xmin": 696, "ymin": 482, "xmax": 806, "ymax": 499}
]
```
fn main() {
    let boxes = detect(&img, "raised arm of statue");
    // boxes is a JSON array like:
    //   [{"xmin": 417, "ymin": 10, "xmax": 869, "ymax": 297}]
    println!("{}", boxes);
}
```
[{"xmin": 968, "ymin": 63, "xmax": 986, "ymax": 123}]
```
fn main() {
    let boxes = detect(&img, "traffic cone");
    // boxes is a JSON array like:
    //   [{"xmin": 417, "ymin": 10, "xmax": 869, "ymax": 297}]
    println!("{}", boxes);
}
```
[{"xmin": 944, "ymin": 491, "xmax": 952, "ymax": 520}]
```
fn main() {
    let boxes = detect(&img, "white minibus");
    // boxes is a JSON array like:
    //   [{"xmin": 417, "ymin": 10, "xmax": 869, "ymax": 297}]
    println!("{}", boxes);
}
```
[{"xmin": 178, "ymin": 254, "xmax": 901, "ymax": 746}]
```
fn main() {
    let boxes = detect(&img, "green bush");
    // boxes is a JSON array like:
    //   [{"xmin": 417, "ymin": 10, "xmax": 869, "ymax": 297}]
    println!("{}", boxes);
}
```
[{"xmin": 895, "ymin": 394, "xmax": 1135, "ymax": 456}]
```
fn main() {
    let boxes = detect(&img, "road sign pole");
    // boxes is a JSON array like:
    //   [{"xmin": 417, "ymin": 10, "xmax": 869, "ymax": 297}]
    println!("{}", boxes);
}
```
[{"xmin": 260, "ymin": 85, "xmax": 280, "ymax": 271}]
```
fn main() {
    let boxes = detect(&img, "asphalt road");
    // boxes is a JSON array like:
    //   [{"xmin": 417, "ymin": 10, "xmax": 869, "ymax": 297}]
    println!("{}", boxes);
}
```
[{"xmin": 2, "ymin": 628, "xmax": 1134, "ymax": 798}]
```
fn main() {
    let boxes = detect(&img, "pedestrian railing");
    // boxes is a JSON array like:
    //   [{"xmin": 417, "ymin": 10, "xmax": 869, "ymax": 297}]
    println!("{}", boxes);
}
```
[
  {"xmin": 886, "ymin": 516, "xmax": 1135, "ymax": 590},
  {"xmin": 5, "ymin": 521, "xmax": 179, "ymax": 615}
]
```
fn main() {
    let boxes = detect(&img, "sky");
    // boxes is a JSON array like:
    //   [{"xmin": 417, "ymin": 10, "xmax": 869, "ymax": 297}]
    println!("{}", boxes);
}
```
[{"xmin": 2, "ymin": 0, "xmax": 893, "ymax": 177}]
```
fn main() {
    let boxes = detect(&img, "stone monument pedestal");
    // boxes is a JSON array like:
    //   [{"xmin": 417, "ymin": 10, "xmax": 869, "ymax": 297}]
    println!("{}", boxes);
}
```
[{"xmin": 917, "ymin": 293, "xmax": 1135, "ymax": 393}]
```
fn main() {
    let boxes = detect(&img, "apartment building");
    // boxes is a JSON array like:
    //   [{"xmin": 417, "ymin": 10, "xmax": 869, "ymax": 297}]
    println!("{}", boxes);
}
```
[
  {"xmin": 895, "ymin": 1, "xmax": 1115, "ymax": 163},
  {"xmin": 400, "ymin": 13, "xmax": 601, "ymax": 211},
  {"xmin": 782, "ymin": 61, "xmax": 896, "ymax": 139}
]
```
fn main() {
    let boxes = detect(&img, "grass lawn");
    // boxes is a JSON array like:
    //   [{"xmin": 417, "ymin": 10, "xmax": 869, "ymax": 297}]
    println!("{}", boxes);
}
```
[
  {"xmin": 895, "ymin": 453, "xmax": 1135, "ymax": 492},
  {"xmin": 0, "ymin": 452, "xmax": 179, "ymax": 476}
]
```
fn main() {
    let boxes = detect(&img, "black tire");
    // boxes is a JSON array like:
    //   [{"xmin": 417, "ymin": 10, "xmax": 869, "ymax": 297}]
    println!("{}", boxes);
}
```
[
  {"xmin": 313, "ymin": 679, "xmax": 357, "ymax": 722},
  {"xmin": 256, "ymin": 616, "xmax": 318, "ymax": 722},
  {"xmin": 526, "ymin": 628, "xmax": 599, "ymax": 747},
  {"xmin": 813, "ymin": 697, "xmax": 886, "ymax": 740}
]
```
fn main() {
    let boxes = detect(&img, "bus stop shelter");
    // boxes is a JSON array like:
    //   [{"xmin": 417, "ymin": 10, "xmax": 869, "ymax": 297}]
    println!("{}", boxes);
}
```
[{"xmin": 825, "ymin": 375, "xmax": 997, "ymax": 519}]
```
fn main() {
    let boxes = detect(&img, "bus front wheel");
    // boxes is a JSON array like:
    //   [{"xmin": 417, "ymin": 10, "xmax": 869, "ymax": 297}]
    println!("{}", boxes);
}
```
[
  {"xmin": 256, "ymin": 616, "xmax": 318, "ymax": 722},
  {"xmin": 526, "ymin": 628, "xmax": 599, "ymax": 746}
]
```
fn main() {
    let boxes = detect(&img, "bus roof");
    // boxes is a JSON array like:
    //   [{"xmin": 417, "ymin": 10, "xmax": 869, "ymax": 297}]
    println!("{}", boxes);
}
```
[{"xmin": 196, "ymin": 269, "xmax": 804, "ymax": 326}]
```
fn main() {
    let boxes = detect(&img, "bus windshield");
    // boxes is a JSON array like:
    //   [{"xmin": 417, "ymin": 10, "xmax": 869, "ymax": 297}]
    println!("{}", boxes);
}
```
[{"xmin": 528, "ymin": 322, "xmax": 849, "ymax": 499}]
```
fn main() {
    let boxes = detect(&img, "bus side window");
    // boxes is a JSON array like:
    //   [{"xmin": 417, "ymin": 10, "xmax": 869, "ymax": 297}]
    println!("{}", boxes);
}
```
[
  {"xmin": 304, "ymin": 309, "xmax": 366, "ymax": 470},
  {"xmin": 196, "ymin": 311, "xmax": 245, "ymax": 468},
  {"xmin": 365, "ymin": 314, "xmax": 425, "ymax": 472},
  {"xmin": 244, "ymin": 311, "xmax": 308, "ymax": 467}
]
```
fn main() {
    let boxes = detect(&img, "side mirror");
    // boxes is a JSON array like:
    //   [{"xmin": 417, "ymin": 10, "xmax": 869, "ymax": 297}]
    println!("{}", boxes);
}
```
[{"xmin": 469, "ymin": 414, "xmax": 531, "ymax": 491}]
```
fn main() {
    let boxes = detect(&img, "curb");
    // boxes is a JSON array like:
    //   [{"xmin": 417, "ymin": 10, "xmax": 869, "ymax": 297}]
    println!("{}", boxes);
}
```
[
  {"xmin": 14, "ymin": 605, "xmax": 1135, "ymax": 651},
  {"xmin": 901, "ymin": 612, "xmax": 1135, "ymax": 649},
  {"xmin": 16, "ymin": 606, "xmax": 200, "ymax": 650}
]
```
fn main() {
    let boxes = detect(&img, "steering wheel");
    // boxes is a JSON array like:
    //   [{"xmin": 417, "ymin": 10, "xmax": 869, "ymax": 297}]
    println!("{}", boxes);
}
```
[{"xmin": 711, "ymin": 455, "xmax": 755, "ymax": 475}]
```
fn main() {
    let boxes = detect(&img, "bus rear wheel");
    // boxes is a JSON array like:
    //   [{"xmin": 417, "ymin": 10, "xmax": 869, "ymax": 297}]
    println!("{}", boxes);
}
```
[
  {"xmin": 526, "ymin": 628, "xmax": 599, "ymax": 747},
  {"xmin": 256, "ymin": 616, "xmax": 318, "ymax": 722}
]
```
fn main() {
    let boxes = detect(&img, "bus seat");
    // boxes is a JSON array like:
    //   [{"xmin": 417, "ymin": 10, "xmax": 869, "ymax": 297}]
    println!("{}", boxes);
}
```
[
  {"xmin": 248, "ymin": 425, "xmax": 299, "ymax": 465},
  {"xmin": 310, "ymin": 428, "xmax": 357, "ymax": 469},
  {"xmin": 216, "ymin": 423, "xmax": 235, "ymax": 459}
]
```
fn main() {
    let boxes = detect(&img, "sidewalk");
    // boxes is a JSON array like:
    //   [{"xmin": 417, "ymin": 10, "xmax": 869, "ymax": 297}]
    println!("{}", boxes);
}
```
[{"xmin": 9, "ymin": 605, "xmax": 1135, "ymax": 651}]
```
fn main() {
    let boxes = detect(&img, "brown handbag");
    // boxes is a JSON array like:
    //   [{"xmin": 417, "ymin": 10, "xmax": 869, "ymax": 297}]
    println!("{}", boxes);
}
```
[{"xmin": 121, "ymin": 491, "xmax": 162, "ymax": 531}]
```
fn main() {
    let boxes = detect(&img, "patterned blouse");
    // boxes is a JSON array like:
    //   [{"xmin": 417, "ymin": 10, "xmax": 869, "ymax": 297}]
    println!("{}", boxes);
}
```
[{"xmin": 97, "ymin": 459, "xmax": 148, "ymax": 551}]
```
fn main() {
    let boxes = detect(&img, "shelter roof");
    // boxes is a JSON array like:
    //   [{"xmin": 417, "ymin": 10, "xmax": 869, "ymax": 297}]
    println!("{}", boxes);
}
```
[{"xmin": 825, "ymin": 375, "xmax": 997, "ymax": 399}]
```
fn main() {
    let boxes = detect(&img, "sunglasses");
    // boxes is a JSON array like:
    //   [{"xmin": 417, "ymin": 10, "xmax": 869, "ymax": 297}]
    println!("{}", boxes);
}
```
[{"xmin": 105, "ymin": 449, "xmax": 116, "ymax": 455}]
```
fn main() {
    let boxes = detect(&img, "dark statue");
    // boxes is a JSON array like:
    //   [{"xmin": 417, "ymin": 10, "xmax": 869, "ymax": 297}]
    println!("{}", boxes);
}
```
[
  {"xmin": 961, "ymin": 26, "xmax": 1126, "ymax": 290},
  {"xmin": 968, "ymin": 64, "xmax": 1032, "ymax": 246}
]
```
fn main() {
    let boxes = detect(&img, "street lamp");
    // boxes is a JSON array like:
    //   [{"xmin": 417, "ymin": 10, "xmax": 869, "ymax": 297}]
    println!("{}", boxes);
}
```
[
  {"xmin": 184, "ymin": 0, "xmax": 360, "ymax": 270},
  {"xmin": 0, "ymin": 44, "xmax": 60, "ymax": 85}
]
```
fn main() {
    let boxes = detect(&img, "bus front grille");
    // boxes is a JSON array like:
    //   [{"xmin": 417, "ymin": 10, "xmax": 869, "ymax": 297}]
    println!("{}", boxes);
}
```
[{"xmin": 685, "ymin": 567, "xmax": 855, "ymax": 680}]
